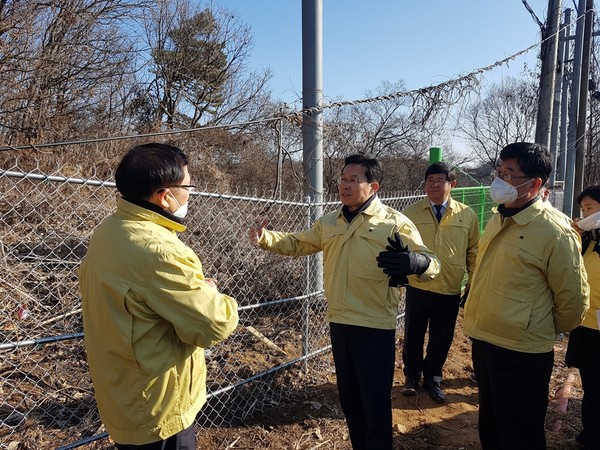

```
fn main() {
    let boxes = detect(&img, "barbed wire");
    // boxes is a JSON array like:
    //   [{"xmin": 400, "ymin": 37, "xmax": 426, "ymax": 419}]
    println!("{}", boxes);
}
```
[
  {"xmin": 4, "ymin": 14, "xmax": 584, "ymax": 154},
  {"xmin": 295, "ymin": 44, "xmax": 539, "ymax": 118},
  {"xmin": 0, "ymin": 42, "xmax": 539, "ymax": 153}
]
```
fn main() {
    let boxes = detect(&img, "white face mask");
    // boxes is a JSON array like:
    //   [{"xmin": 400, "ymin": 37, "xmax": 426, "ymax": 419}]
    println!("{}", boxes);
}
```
[
  {"xmin": 577, "ymin": 210, "xmax": 600, "ymax": 231},
  {"xmin": 489, "ymin": 177, "xmax": 532, "ymax": 205},
  {"xmin": 172, "ymin": 202, "xmax": 188, "ymax": 219},
  {"xmin": 168, "ymin": 191, "xmax": 188, "ymax": 219}
]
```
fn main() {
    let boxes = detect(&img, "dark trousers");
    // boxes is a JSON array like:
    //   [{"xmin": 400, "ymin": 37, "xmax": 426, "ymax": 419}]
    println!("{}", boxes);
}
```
[
  {"xmin": 471, "ymin": 338, "xmax": 553, "ymax": 450},
  {"xmin": 329, "ymin": 322, "xmax": 395, "ymax": 450},
  {"xmin": 402, "ymin": 286, "xmax": 460, "ymax": 384},
  {"xmin": 566, "ymin": 326, "xmax": 600, "ymax": 449},
  {"xmin": 115, "ymin": 424, "xmax": 195, "ymax": 450}
]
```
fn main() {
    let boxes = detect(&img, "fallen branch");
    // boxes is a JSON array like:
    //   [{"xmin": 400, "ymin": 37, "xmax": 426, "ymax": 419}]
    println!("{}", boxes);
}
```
[
  {"xmin": 39, "ymin": 307, "xmax": 82, "ymax": 326},
  {"xmin": 224, "ymin": 436, "xmax": 240, "ymax": 449},
  {"xmin": 240, "ymin": 326, "xmax": 288, "ymax": 355}
]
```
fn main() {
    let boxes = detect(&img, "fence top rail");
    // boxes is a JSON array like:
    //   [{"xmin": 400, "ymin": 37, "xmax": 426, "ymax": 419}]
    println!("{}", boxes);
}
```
[
  {"xmin": 0, "ymin": 169, "xmax": 310, "ymax": 206},
  {"xmin": 0, "ymin": 169, "xmax": 116, "ymax": 187},
  {"xmin": 0, "ymin": 168, "xmax": 429, "ymax": 207}
]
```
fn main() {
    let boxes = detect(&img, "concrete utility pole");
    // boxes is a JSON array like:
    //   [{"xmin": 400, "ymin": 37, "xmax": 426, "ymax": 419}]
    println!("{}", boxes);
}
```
[
  {"xmin": 302, "ymin": 0, "xmax": 323, "ymax": 204},
  {"xmin": 573, "ymin": 0, "xmax": 594, "ymax": 206},
  {"xmin": 535, "ymin": 0, "xmax": 562, "ymax": 148},
  {"xmin": 301, "ymin": 0, "xmax": 324, "ymax": 339},
  {"xmin": 556, "ymin": 8, "xmax": 572, "ymax": 183},
  {"xmin": 550, "ymin": 8, "xmax": 570, "ymax": 184},
  {"xmin": 565, "ymin": 0, "xmax": 586, "ymax": 216}
]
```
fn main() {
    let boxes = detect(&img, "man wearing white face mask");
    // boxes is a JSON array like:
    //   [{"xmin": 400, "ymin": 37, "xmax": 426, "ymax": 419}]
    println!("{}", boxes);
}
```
[
  {"xmin": 463, "ymin": 142, "xmax": 589, "ymax": 450},
  {"xmin": 79, "ymin": 143, "xmax": 239, "ymax": 450}
]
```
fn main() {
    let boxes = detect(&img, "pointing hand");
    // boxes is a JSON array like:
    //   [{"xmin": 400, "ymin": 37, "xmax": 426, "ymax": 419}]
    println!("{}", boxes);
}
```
[{"xmin": 249, "ymin": 218, "xmax": 269, "ymax": 247}]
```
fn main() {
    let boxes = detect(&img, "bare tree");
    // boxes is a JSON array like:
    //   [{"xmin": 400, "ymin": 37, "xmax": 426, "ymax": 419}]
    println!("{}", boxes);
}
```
[
  {"xmin": 0, "ymin": 0, "xmax": 143, "ymax": 144},
  {"xmin": 458, "ymin": 75, "xmax": 538, "ymax": 169},
  {"xmin": 320, "ymin": 81, "xmax": 455, "ymax": 191}
]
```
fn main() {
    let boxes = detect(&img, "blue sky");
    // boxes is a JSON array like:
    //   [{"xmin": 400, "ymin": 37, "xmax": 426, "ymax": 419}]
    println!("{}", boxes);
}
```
[{"xmin": 213, "ymin": 0, "xmax": 553, "ymax": 106}]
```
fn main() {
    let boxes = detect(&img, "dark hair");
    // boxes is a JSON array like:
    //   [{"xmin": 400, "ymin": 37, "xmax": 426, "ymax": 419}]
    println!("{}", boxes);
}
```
[
  {"xmin": 425, "ymin": 161, "xmax": 456, "ymax": 182},
  {"xmin": 499, "ymin": 142, "xmax": 552, "ymax": 185},
  {"xmin": 342, "ymin": 154, "xmax": 383, "ymax": 183},
  {"xmin": 115, "ymin": 143, "xmax": 189, "ymax": 200},
  {"xmin": 577, "ymin": 184, "xmax": 600, "ymax": 205}
]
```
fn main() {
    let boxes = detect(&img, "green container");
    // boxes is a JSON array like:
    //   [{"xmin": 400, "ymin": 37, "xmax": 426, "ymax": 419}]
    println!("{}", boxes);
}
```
[{"xmin": 429, "ymin": 147, "xmax": 442, "ymax": 164}]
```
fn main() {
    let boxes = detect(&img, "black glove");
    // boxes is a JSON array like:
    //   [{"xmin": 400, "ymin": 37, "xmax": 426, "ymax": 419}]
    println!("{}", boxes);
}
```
[
  {"xmin": 382, "ymin": 233, "xmax": 409, "ymax": 286},
  {"xmin": 377, "ymin": 233, "xmax": 431, "ymax": 279},
  {"xmin": 385, "ymin": 232, "xmax": 406, "ymax": 252}
]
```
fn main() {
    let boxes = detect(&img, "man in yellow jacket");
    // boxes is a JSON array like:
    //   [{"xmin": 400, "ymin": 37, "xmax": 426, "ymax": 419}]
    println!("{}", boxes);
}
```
[
  {"xmin": 249, "ymin": 154, "xmax": 439, "ymax": 450},
  {"xmin": 79, "ymin": 143, "xmax": 239, "ymax": 449},
  {"xmin": 464, "ymin": 142, "xmax": 589, "ymax": 450},
  {"xmin": 401, "ymin": 162, "xmax": 479, "ymax": 403}
]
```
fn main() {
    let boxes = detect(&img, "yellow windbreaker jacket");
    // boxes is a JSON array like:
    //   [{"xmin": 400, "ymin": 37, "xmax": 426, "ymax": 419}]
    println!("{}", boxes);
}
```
[
  {"xmin": 464, "ymin": 198, "xmax": 589, "ymax": 353},
  {"xmin": 403, "ymin": 196, "xmax": 479, "ymax": 295},
  {"xmin": 258, "ymin": 196, "xmax": 440, "ymax": 330},
  {"xmin": 79, "ymin": 199, "xmax": 239, "ymax": 444},
  {"xmin": 581, "ymin": 241, "xmax": 600, "ymax": 330}
]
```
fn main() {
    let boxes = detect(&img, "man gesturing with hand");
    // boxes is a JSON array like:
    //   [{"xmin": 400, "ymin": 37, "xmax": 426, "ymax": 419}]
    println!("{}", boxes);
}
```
[{"xmin": 249, "ymin": 154, "xmax": 439, "ymax": 450}]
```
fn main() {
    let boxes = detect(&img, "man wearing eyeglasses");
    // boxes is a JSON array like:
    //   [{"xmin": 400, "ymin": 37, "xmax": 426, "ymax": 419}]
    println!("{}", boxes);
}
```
[
  {"xmin": 463, "ymin": 142, "xmax": 589, "ymax": 450},
  {"xmin": 79, "ymin": 143, "xmax": 239, "ymax": 450},
  {"xmin": 249, "ymin": 153, "xmax": 440, "ymax": 450},
  {"xmin": 400, "ymin": 162, "xmax": 480, "ymax": 404}
]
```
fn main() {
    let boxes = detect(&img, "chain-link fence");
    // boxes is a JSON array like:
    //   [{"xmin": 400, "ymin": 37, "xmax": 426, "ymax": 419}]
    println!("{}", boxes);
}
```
[{"xmin": 1, "ymin": 155, "xmax": 451, "ymax": 449}]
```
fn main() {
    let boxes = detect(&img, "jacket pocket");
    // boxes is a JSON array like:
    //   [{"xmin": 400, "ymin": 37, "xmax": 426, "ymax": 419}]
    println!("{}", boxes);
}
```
[{"xmin": 476, "ymin": 282, "xmax": 535, "ymax": 341}]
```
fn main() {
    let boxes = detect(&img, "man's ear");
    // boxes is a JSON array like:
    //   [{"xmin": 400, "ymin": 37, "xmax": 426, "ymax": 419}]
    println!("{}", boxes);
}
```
[
  {"xmin": 370, "ymin": 181, "xmax": 380, "ymax": 194},
  {"xmin": 532, "ymin": 178, "xmax": 543, "ymax": 193},
  {"xmin": 450, "ymin": 180, "xmax": 457, "ymax": 188},
  {"xmin": 148, "ymin": 189, "xmax": 171, "ymax": 209}
]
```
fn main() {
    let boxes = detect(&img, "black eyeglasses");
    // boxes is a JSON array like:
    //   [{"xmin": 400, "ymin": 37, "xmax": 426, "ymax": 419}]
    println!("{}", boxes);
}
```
[{"xmin": 492, "ymin": 170, "xmax": 530, "ymax": 183}]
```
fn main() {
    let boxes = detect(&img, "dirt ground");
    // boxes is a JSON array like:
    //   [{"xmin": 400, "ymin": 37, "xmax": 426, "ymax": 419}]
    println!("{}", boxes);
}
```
[{"xmin": 196, "ymin": 313, "xmax": 585, "ymax": 450}]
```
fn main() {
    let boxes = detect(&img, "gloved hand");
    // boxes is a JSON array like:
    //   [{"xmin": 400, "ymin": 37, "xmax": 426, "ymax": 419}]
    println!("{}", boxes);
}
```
[
  {"xmin": 382, "ymin": 233, "xmax": 409, "ymax": 286},
  {"xmin": 377, "ymin": 232, "xmax": 431, "ymax": 284},
  {"xmin": 385, "ymin": 231, "xmax": 406, "ymax": 252}
]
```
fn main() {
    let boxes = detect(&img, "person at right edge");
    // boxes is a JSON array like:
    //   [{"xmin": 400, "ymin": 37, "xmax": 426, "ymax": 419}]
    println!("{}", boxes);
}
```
[
  {"xmin": 567, "ymin": 184, "xmax": 600, "ymax": 450},
  {"xmin": 400, "ymin": 162, "xmax": 480, "ymax": 403},
  {"xmin": 463, "ymin": 142, "xmax": 589, "ymax": 450}
]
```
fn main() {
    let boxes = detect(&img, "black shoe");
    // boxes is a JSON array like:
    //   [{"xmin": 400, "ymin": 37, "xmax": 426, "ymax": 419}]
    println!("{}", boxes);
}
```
[
  {"xmin": 425, "ymin": 382, "xmax": 446, "ymax": 404},
  {"xmin": 401, "ymin": 378, "xmax": 419, "ymax": 396}
]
